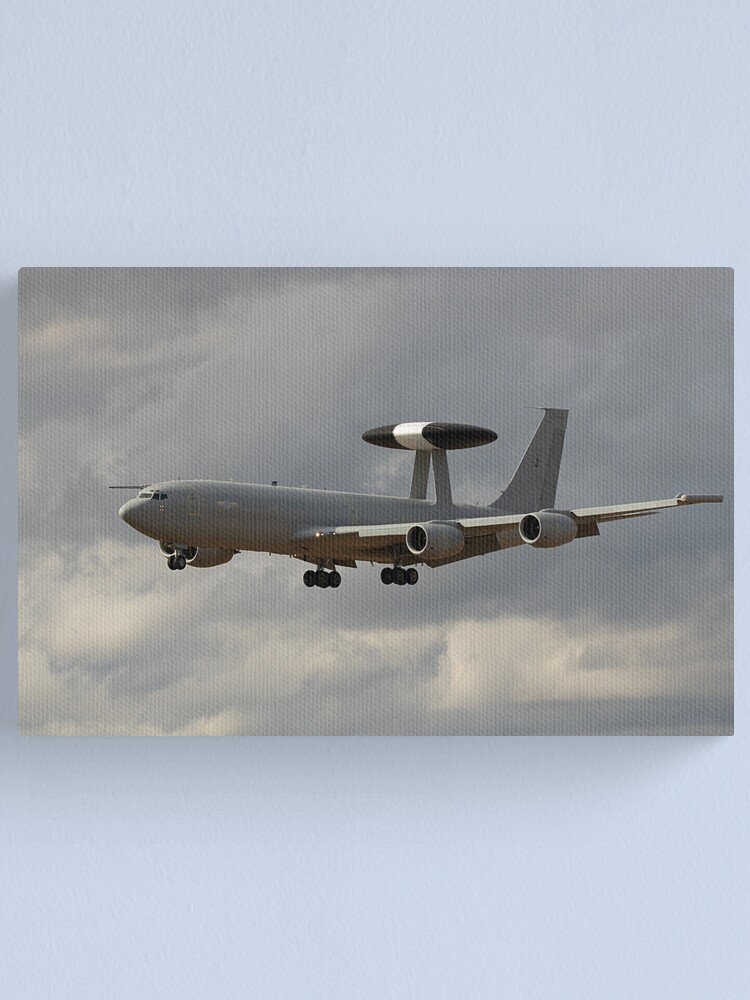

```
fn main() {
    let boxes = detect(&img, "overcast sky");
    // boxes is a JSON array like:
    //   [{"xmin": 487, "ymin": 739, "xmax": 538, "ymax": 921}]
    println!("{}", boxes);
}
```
[{"xmin": 18, "ymin": 268, "xmax": 733, "ymax": 734}]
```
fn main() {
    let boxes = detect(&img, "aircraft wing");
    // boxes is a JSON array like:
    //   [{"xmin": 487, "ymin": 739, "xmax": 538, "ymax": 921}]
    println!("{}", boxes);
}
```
[
  {"xmin": 296, "ymin": 520, "xmax": 520, "ymax": 567},
  {"xmin": 310, "ymin": 515, "xmax": 520, "ymax": 550},
  {"xmin": 330, "ymin": 493, "xmax": 722, "ymax": 542},
  {"xmin": 568, "ymin": 493, "xmax": 724, "ymax": 526},
  {"xmin": 294, "ymin": 493, "xmax": 722, "ymax": 566}
]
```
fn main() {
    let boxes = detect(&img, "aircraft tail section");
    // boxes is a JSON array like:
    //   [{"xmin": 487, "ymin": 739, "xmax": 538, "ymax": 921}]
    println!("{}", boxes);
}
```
[{"xmin": 491, "ymin": 408, "xmax": 569, "ymax": 511}]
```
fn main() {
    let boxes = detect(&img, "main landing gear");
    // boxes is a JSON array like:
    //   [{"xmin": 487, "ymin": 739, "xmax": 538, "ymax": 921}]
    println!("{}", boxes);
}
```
[
  {"xmin": 167, "ymin": 553, "xmax": 187, "ymax": 571},
  {"xmin": 381, "ymin": 566, "xmax": 418, "ymax": 586},
  {"xmin": 301, "ymin": 564, "xmax": 419, "ymax": 589},
  {"xmin": 303, "ymin": 568, "xmax": 341, "ymax": 589}
]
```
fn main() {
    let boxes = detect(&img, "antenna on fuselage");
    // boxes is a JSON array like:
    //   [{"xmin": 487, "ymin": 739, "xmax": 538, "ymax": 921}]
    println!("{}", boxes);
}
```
[{"xmin": 361, "ymin": 421, "xmax": 497, "ymax": 506}]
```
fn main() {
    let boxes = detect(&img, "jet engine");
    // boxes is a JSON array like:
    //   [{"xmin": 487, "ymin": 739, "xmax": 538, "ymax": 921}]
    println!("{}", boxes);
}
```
[
  {"xmin": 406, "ymin": 522, "xmax": 465, "ymax": 559},
  {"xmin": 518, "ymin": 511, "xmax": 578, "ymax": 548},
  {"xmin": 159, "ymin": 541, "xmax": 234, "ymax": 567}
]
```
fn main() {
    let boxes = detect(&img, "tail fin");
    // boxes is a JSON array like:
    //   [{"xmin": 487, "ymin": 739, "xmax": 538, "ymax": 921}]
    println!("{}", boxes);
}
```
[{"xmin": 491, "ymin": 408, "xmax": 569, "ymax": 511}]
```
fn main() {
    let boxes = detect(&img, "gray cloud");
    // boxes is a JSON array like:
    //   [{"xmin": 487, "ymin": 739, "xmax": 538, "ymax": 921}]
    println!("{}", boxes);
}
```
[{"xmin": 18, "ymin": 268, "xmax": 733, "ymax": 734}]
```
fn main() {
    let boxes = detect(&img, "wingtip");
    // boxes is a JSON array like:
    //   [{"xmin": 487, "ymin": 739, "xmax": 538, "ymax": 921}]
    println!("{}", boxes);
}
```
[{"xmin": 676, "ymin": 493, "xmax": 724, "ymax": 504}]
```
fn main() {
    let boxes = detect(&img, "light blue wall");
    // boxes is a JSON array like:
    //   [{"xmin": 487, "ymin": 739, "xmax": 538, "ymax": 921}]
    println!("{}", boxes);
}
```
[{"xmin": 3, "ymin": 2, "xmax": 746, "ymax": 996}]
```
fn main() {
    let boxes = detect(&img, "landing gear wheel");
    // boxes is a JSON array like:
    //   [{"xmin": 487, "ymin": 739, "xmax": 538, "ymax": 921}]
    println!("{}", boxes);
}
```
[
  {"xmin": 316, "ymin": 569, "xmax": 329, "ymax": 588},
  {"xmin": 303, "ymin": 569, "xmax": 317, "ymax": 588},
  {"xmin": 329, "ymin": 571, "xmax": 341, "ymax": 588},
  {"xmin": 381, "ymin": 567, "xmax": 394, "ymax": 585},
  {"xmin": 175, "ymin": 554, "xmax": 187, "ymax": 570},
  {"xmin": 393, "ymin": 567, "xmax": 407, "ymax": 586},
  {"xmin": 167, "ymin": 554, "xmax": 177, "ymax": 570},
  {"xmin": 405, "ymin": 568, "xmax": 419, "ymax": 585}
]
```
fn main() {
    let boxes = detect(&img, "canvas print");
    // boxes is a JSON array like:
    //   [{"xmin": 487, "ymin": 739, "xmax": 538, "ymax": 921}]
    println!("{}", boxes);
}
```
[{"xmin": 18, "ymin": 268, "xmax": 733, "ymax": 735}]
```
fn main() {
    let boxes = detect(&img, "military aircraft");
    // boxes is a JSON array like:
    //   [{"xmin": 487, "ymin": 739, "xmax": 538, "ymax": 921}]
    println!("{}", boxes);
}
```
[{"xmin": 113, "ymin": 408, "xmax": 722, "ymax": 589}]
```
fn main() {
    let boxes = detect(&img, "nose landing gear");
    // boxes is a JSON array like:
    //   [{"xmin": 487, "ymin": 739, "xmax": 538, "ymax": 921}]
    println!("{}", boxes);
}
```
[{"xmin": 167, "ymin": 553, "xmax": 187, "ymax": 571}]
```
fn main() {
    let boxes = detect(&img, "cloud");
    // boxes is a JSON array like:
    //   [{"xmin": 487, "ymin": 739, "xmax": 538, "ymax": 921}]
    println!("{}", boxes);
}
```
[{"xmin": 20, "ymin": 588, "xmax": 731, "ymax": 735}]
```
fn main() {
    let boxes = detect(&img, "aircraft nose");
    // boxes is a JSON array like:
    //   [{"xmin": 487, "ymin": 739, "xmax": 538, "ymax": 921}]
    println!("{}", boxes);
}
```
[{"xmin": 119, "ymin": 498, "xmax": 139, "ymax": 526}]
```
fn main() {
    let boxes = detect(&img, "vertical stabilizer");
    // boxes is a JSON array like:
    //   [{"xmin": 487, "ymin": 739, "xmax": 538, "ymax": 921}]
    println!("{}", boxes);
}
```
[{"xmin": 491, "ymin": 408, "xmax": 569, "ymax": 511}]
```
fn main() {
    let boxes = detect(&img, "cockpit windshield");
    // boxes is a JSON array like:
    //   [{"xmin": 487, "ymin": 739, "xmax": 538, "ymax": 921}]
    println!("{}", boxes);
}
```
[{"xmin": 138, "ymin": 491, "xmax": 168, "ymax": 500}]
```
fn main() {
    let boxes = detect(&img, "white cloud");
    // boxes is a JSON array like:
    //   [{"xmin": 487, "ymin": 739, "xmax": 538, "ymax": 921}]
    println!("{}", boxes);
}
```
[
  {"xmin": 432, "ymin": 611, "xmax": 730, "ymax": 714},
  {"xmin": 20, "ymin": 569, "xmax": 731, "ymax": 734}
]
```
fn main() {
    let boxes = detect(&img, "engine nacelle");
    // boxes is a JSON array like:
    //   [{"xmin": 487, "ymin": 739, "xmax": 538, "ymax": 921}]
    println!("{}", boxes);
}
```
[
  {"xmin": 159, "ymin": 541, "xmax": 233, "ymax": 568},
  {"xmin": 518, "ymin": 511, "xmax": 578, "ymax": 549},
  {"xmin": 406, "ymin": 522, "xmax": 465, "ymax": 559}
]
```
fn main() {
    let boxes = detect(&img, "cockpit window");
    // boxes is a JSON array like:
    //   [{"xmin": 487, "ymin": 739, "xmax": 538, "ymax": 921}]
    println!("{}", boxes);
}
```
[{"xmin": 138, "ymin": 491, "xmax": 154, "ymax": 498}]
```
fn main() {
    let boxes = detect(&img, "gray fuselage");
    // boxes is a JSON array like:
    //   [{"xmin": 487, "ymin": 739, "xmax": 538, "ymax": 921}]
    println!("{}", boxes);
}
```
[{"xmin": 119, "ymin": 480, "xmax": 500, "ymax": 564}]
